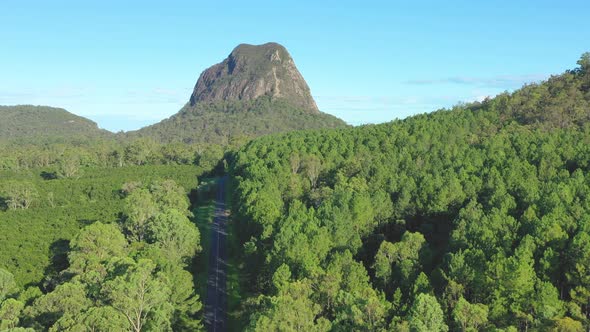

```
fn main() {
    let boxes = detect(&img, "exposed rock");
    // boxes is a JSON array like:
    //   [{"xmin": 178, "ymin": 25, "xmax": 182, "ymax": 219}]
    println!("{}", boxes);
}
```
[{"xmin": 189, "ymin": 42, "xmax": 319, "ymax": 113}]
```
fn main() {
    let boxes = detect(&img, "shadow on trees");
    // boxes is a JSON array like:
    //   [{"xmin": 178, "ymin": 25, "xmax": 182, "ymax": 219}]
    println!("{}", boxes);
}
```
[
  {"xmin": 0, "ymin": 196, "xmax": 7, "ymax": 211},
  {"xmin": 40, "ymin": 171, "xmax": 58, "ymax": 180},
  {"xmin": 78, "ymin": 219, "xmax": 97, "ymax": 226},
  {"xmin": 358, "ymin": 210, "xmax": 458, "ymax": 285},
  {"xmin": 42, "ymin": 239, "xmax": 71, "ymax": 292}
]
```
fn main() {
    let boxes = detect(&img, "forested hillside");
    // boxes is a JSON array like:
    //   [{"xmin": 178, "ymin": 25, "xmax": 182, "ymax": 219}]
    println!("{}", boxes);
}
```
[
  {"xmin": 230, "ymin": 54, "xmax": 590, "ymax": 331},
  {"xmin": 131, "ymin": 96, "xmax": 346, "ymax": 144},
  {"xmin": 0, "ymin": 106, "xmax": 111, "ymax": 142}
]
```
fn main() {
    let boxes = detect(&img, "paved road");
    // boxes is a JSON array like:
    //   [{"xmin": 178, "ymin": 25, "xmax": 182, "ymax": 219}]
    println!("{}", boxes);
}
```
[{"xmin": 204, "ymin": 177, "xmax": 228, "ymax": 332}]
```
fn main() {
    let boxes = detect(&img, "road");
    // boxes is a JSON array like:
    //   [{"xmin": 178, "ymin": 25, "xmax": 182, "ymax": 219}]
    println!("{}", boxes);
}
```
[{"xmin": 204, "ymin": 176, "xmax": 228, "ymax": 331}]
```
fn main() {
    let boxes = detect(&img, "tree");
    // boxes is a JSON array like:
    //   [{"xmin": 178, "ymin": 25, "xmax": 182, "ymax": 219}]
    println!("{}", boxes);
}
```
[
  {"xmin": 121, "ymin": 181, "xmax": 143, "ymax": 196},
  {"xmin": 3, "ymin": 181, "xmax": 37, "ymax": 210},
  {"xmin": 289, "ymin": 153, "xmax": 301, "ymax": 174},
  {"xmin": 303, "ymin": 155, "xmax": 321, "ymax": 188},
  {"xmin": 159, "ymin": 265, "xmax": 202, "ymax": 330},
  {"xmin": 109, "ymin": 147, "xmax": 125, "ymax": 167},
  {"xmin": 0, "ymin": 269, "xmax": 16, "ymax": 302},
  {"xmin": 67, "ymin": 222, "xmax": 128, "ymax": 280},
  {"xmin": 272, "ymin": 264, "xmax": 292, "ymax": 294},
  {"xmin": 532, "ymin": 281, "xmax": 563, "ymax": 322},
  {"xmin": 332, "ymin": 287, "xmax": 390, "ymax": 331},
  {"xmin": 412, "ymin": 272, "xmax": 432, "ymax": 298},
  {"xmin": 248, "ymin": 280, "xmax": 331, "ymax": 332},
  {"xmin": 577, "ymin": 52, "xmax": 590, "ymax": 92},
  {"xmin": 149, "ymin": 180, "xmax": 190, "ymax": 215},
  {"xmin": 103, "ymin": 259, "xmax": 172, "ymax": 332},
  {"xmin": 408, "ymin": 293, "xmax": 448, "ymax": 332},
  {"xmin": 160, "ymin": 143, "xmax": 194, "ymax": 165},
  {"xmin": 272, "ymin": 201, "xmax": 331, "ymax": 276},
  {"xmin": 0, "ymin": 298, "xmax": 24, "ymax": 330},
  {"xmin": 226, "ymin": 53, "xmax": 590, "ymax": 331},
  {"xmin": 488, "ymin": 238, "xmax": 537, "ymax": 330},
  {"xmin": 373, "ymin": 240, "xmax": 396, "ymax": 288},
  {"xmin": 146, "ymin": 209, "xmax": 201, "ymax": 264},
  {"xmin": 373, "ymin": 232, "xmax": 427, "ymax": 293},
  {"xmin": 577, "ymin": 52, "xmax": 590, "ymax": 73},
  {"xmin": 124, "ymin": 189, "xmax": 158, "ymax": 242},
  {"xmin": 57, "ymin": 153, "xmax": 80, "ymax": 178},
  {"xmin": 566, "ymin": 231, "xmax": 590, "ymax": 317},
  {"xmin": 452, "ymin": 297, "xmax": 488, "ymax": 332},
  {"xmin": 27, "ymin": 281, "xmax": 91, "ymax": 329},
  {"xmin": 64, "ymin": 306, "xmax": 129, "ymax": 332},
  {"xmin": 124, "ymin": 139, "xmax": 155, "ymax": 166},
  {"xmin": 550, "ymin": 317, "xmax": 584, "ymax": 332}
]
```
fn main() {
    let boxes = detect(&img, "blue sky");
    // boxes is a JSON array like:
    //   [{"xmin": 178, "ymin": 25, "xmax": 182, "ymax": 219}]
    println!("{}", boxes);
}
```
[{"xmin": 1, "ymin": 0, "xmax": 589, "ymax": 132}]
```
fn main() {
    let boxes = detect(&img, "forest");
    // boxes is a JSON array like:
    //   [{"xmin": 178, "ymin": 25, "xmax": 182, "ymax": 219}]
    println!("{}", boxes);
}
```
[
  {"xmin": 0, "ymin": 139, "xmax": 227, "ymax": 330},
  {"xmin": 0, "ymin": 163, "xmax": 212, "ymax": 330},
  {"xmin": 0, "ymin": 54, "xmax": 589, "ymax": 331},
  {"xmin": 228, "ymin": 54, "xmax": 590, "ymax": 331}
]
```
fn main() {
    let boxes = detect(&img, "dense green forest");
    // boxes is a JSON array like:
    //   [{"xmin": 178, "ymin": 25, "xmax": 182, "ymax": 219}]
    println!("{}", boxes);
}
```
[
  {"xmin": 0, "ymin": 164, "xmax": 208, "ymax": 330},
  {"xmin": 0, "ymin": 138, "xmax": 227, "ymax": 172},
  {"xmin": 0, "ymin": 54, "xmax": 589, "ymax": 331},
  {"xmin": 0, "ymin": 165, "xmax": 203, "ymax": 286},
  {"xmin": 229, "ymin": 54, "xmax": 590, "ymax": 331}
]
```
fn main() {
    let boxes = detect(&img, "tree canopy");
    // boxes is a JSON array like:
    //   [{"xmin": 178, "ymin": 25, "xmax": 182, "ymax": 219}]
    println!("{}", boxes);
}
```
[{"xmin": 229, "ymin": 54, "xmax": 590, "ymax": 331}]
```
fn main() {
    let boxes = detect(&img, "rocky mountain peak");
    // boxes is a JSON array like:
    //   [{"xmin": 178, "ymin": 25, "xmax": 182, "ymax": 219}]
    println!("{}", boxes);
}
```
[{"xmin": 189, "ymin": 42, "xmax": 319, "ymax": 112}]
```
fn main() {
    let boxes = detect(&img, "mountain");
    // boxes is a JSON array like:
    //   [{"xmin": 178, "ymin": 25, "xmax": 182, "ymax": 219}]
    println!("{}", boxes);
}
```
[
  {"xmin": 132, "ymin": 42, "xmax": 347, "ymax": 143},
  {"xmin": 0, "ymin": 105, "xmax": 111, "ymax": 142},
  {"xmin": 190, "ymin": 42, "xmax": 319, "ymax": 112}
]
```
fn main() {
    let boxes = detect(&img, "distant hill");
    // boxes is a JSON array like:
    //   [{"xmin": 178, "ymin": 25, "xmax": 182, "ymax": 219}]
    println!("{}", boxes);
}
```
[
  {"xmin": 131, "ymin": 43, "xmax": 347, "ymax": 143},
  {"xmin": 0, "ymin": 105, "xmax": 111, "ymax": 142},
  {"xmin": 464, "ymin": 52, "xmax": 590, "ymax": 129}
]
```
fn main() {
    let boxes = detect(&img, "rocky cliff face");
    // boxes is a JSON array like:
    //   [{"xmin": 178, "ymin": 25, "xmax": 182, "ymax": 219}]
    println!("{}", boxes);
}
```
[{"xmin": 189, "ymin": 42, "xmax": 319, "ymax": 113}]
